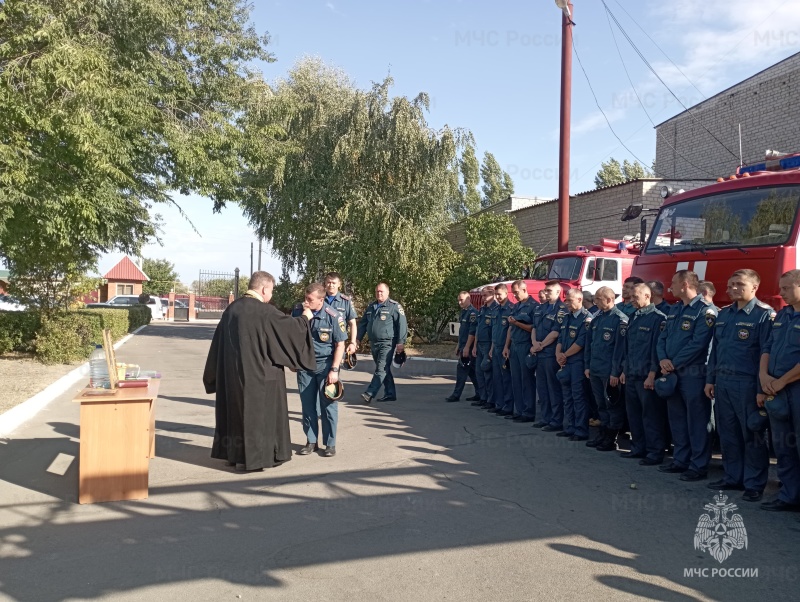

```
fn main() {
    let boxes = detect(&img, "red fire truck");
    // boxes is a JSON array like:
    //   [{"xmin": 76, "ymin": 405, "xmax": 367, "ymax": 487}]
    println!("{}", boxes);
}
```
[
  {"xmin": 469, "ymin": 239, "xmax": 638, "ymax": 309},
  {"xmin": 625, "ymin": 150, "xmax": 800, "ymax": 310}
]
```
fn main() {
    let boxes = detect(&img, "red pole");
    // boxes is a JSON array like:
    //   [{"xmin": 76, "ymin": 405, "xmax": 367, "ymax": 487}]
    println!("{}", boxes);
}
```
[{"xmin": 558, "ymin": 2, "xmax": 574, "ymax": 252}]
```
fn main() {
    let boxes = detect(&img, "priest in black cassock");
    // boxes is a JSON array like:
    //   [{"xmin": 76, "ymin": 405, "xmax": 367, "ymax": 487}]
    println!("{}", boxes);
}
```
[{"xmin": 203, "ymin": 271, "xmax": 316, "ymax": 471}]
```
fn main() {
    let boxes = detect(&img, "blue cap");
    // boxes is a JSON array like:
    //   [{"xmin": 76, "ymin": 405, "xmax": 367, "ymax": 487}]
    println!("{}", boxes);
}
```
[
  {"xmin": 480, "ymin": 357, "xmax": 492, "ymax": 372},
  {"xmin": 654, "ymin": 373, "xmax": 678, "ymax": 398},
  {"xmin": 746, "ymin": 407, "xmax": 770, "ymax": 432},
  {"xmin": 556, "ymin": 367, "xmax": 571, "ymax": 384},
  {"xmin": 764, "ymin": 390, "xmax": 790, "ymax": 422},
  {"xmin": 525, "ymin": 353, "xmax": 538, "ymax": 370}
]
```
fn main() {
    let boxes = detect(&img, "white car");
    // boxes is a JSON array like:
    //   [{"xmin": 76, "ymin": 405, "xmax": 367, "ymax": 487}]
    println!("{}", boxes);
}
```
[
  {"xmin": 104, "ymin": 294, "xmax": 164, "ymax": 320},
  {"xmin": 0, "ymin": 294, "xmax": 25, "ymax": 311}
]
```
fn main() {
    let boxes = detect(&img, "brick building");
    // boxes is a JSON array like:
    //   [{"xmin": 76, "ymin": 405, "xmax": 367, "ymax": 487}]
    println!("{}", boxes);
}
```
[
  {"xmin": 655, "ymin": 52, "xmax": 800, "ymax": 178},
  {"xmin": 99, "ymin": 256, "xmax": 148, "ymax": 302}
]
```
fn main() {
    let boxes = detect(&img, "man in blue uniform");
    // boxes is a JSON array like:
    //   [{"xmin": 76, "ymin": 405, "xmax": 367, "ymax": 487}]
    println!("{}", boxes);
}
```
[
  {"xmin": 531, "ymin": 280, "xmax": 568, "ymax": 431},
  {"xmin": 584, "ymin": 286, "xmax": 629, "ymax": 450},
  {"xmin": 473, "ymin": 287, "xmax": 496, "ymax": 408},
  {"xmin": 446, "ymin": 291, "xmax": 479, "ymax": 402},
  {"xmin": 488, "ymin": 284, "xmax": 514, "ymax": 416},
  {"xmin": 615, "ymin": 283, "xmax": 667, "ymax": 464},
  {"xmin": 556, "ymin": 288, "xmax": 592, "ymax": 440},
  {"xmin": 705, "ymin": 269, "xmax": 773, "ymax": 502},
  {"xmin": 356, "ymin": 282, "xmax": 408, "ymax": 404},
  {"xmin": 647, "ymin": 280, "xmax": 672, "ymax": 315},
  {"xmin": 616, "ymin": 276, "xmax": 644, "ymax": 318},
  {"xmin": 502, "ymin": 280, "xmax": 538, "ymax": 422},
  {"xmin": 324, "ymin": 272, "xmax": 358, "ymax": 358},
  {"xmin": 582, "ymin": 290, "xmax": 599, "ymax": 315},
  {"xmin": 292, "ymin": 283, "xmax": 347, "ymax": 457},
  {"xmin": 760, "ymin": 270, "xmax": 800, "ymax": 512},
  {"xmin": 657, "ymin": 270, "xmax": 717, "ymax": 481}
]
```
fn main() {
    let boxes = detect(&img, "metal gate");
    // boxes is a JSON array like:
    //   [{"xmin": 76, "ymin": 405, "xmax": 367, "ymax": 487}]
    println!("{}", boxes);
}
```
[{"xmin": 196, "ymin": 270, "xmax": 236, "ymax": 319}]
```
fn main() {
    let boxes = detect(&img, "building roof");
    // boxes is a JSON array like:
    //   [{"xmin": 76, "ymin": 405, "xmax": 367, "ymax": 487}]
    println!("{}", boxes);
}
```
[
  {"xmin": 0, "ymin": 269, "xmax": 9, "ymax": 281},
  {"xmin": 655, "ymin": 51, "xmax": 800, "ymax": 127},
  {"xmin": 103, "ymin": 256, "xmax": 149, "ymax": 282}
]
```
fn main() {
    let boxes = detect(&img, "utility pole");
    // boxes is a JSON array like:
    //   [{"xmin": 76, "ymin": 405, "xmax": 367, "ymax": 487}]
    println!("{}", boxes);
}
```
[
  {"xmin": 250, "ymin": 242, "xmax": 253, "ymax": 277},
  {"xmin": 556, "ymin": 0, "xmax": 574, "ymax": 252},
  {"xmin": 257, "ymin": 239, "xmax": 262, "ymax": 271}
]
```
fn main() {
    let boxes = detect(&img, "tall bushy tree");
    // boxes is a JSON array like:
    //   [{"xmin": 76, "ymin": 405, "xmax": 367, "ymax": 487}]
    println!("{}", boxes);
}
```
[
  {"xmin": 234, "ymin": 58, "xmax": 465, "ymax": 319},
  {"xmin": 480, "ymin": 151, "xmax": 515, "ymax": 208},
  {"xmin": 142, "ymin": 258, "xmax": 179, "ymax": 296},
  {"xmin": 594, "ymin": 158, "xmax": 652, "ymax": 188},
  {"xmin": 0, "ymin": 0, "xmax": 272, "ymax": 309},
  {"xmin": 459, "ymin": 143, "xmax": 482, "ymax": 216}
]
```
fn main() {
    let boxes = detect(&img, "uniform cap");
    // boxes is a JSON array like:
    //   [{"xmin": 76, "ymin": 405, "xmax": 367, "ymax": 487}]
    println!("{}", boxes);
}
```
[
  {"xmin": 764, "ymin": 390, "xmax": 790, "ymax": 422},
  {"xmin": 654, "ymin": 373, "xmax": 678, "ymax": 398},
  {"xmin": 556, "ymin": 367, "xmax": 571, "ymax": 384},
  {"xmin": 392, "ymin": 350, "xmax": 407, "ymax": 369},
  {"xmin": 746, "ymin": 407, "xmax": 770, "ymax": 432},
  {"xmin": 343, "ymin": 352, "xmax": 358, "ymax": 370},
  {"xmin": 480, "ymin": 357, "xmax": 492, "ymax": 372},
  {"xmin": 460, "ymin": 355, "xmax": 472, "ymax": 368},
  {"xmin": 525, "ymin": 353, "xmax": 538, "ymax": 370},
  {"xmin": 324, "ymin": 381, "xmax": 344, "ymax": 401}
]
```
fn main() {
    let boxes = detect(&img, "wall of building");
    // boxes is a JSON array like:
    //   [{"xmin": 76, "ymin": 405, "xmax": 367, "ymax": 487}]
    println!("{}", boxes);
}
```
[
  {"xmin": 655, "ymin": 53, "xmax": 800, "ymax": 179},
  {"xmin": 101, "ymin": 280, "xmax": 144, "ymax": 302},
  {"xmin": 447, "ymin": 179, "xmax": 713, "ymax": 256}
]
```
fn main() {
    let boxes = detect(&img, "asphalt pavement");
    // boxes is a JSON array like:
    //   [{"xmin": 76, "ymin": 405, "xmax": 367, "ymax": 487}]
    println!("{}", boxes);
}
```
[{"xmin": 0, "ymin": 321, "xmax": 798, "ymax": 601}]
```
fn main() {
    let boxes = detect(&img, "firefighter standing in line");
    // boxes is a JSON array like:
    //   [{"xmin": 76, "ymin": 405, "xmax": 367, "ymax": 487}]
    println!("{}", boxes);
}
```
[{"xmin": 473, "ymin": 287, "xmax": 497, "ymax": 408}]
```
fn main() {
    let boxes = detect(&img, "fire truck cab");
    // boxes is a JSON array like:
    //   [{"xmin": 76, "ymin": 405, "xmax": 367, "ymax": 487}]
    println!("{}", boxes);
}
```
[{"xmin": 627, "ymin": 150, "xmax": 800, "ymax": 310}]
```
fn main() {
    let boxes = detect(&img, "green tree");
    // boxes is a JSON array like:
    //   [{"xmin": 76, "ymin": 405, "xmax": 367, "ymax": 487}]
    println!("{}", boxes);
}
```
[
  {"xmin": 622, "ymin": 159, "xmax": 651, "ymax": 181},
  {"xmin": 142, "ymin": 258, "xmax": 179, "ymax": 296},
  {"xmin": 459, "ymin": 143, "xmax": 482, "ymax": 216},
  {"xmin": 480, "ymin": 151, "xmax": 515, "ymax": 208},
  {"xmin": 0, "ymin": 0, "xmax": 272, "ymax": 310},
  {"xmin": 231, "ymin": 58, "xmax": 465, "ymax": 321},
  {"xmin": 271, "ymin": 266, "xmax": 305, "ymax": 313},
  {"xmin": 594, "ymin": 158, "xmax": 652, "ymax": 188}
]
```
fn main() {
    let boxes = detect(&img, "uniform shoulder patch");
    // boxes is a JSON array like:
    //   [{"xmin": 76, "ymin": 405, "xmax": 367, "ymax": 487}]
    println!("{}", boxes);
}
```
[
  {"xmin": 324, "ymin": 307, "xmax": 339, "ymax": 318},
  {"xmin": 470, "ymin": 313, "xmax": 477, "ymax": 322},
  {"xmin": 387, "ymin": 299, "xmax": 398, "ymax": 305},
  {"xmin": 398, "ymin": 305, "xmax": 405, "ymax": 315},
  {"xmin": 705, "ymin": 310, "xmax": 716, "ymax": 327},
  {"xmin": 619, "ymin": 324, "xmax": 627, "ymax": 336},
  {"xmin": 340, "ymin": 294, "xmax": 351, "ymax": 301},
  {"xmin": 619, "ymin": 314, "xmax": 629, "ymax": 325}
]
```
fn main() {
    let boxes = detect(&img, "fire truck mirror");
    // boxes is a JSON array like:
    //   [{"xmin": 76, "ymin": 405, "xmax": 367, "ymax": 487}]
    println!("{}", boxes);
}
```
[{"xmin": 621, "ymin": 204, "xmax": 643, "ymax": 222}]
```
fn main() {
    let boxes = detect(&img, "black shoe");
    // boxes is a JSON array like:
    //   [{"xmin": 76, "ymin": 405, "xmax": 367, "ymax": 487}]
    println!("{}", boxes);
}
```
[
  {"xmin": 532, "ymin": 421, "xmax": 548, "ymax": 428},
  {"xmin": 586, "ymin": 438, "xmax": 602, "ymax": 448},
  {"xmin": 658, "ymin": 463, "xmax": 687, "ymax": 474},
  {"xmin": 378, "ymin": 395, "xmax": 397, "ymax": 402},
  {"xmin": 361, "ymin": 393, "xmax": 373, "ymax": 404},
  {"xmin": 620, "ymin": 451, "xmax": 646, "ymax": 459},
  {"xmin": 471, "ymin": 400, "xmax": 485, "ymax": 406},
  {"xmin": 707, "ymin": 479, "xmax": 744, "ymax": 491},
  {"xmin": 479, "ymin": 402, "xmax": 493, "ymax": 408},
  {"xmin": 595, "ymin": 441, "xmax": 617, "ymax": 452},
  {"xmin": 570, "ymin": 435, "xmax": 589, "ymax": 442},
  {"xmin": 487, "ymin": 407, "xmax": 501, "ymax": 413},
  {"xmin": 742, "ymin": 490, "xmax": 762, "ymax": 502},
  {"xmin": 497, "ymin": 409, "xmax": 513, "ymax": 416},
  {"xmin": 761, "ymin": 499, "xmax": 800, "ymax": 512},
  {"xmin": 445, "ymin": 396, "xmax": 459, "ymax": 402},
  {"xmin": 639, "ymin": 457, "xmax": 663, "ymax": 466},
  {"xmin": 466, "ymin": 395, "xmax": 481, "ymax": 401},
  {"xmin": 541, "ymin": 425, "xmax": 561, "ymax": 432},
  {"xmin": 679, "ymin": 470, "xmax": 706, "ymax": 482},
  {"xmin": 556, "ymin": 431, "xmax": 572, "ymax": 437},
  {"xmin": 298, "ymin": 442, "xmax": 318, "ymax": 455},
  {"xmin": 323, "ymin": 446, "xmax": 336, "ymax": 458},
  {"xmin": 513, "ymin": 416, "xmax": 534, "ymax": 423}
]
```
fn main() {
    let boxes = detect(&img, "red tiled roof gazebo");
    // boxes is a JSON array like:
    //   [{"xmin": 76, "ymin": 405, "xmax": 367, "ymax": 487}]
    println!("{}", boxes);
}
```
[{"xmin": 100, "ymin": 257, "xmax": 149, "ymax": 302}]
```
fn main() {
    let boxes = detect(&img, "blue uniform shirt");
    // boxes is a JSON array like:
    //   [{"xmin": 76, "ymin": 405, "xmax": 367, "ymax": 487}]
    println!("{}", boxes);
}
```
[
  {"xmin": 509, "ymin": 296, "xmax": 539, "ymax": 345},
  {"xmin": 585, "ymin": 306, "xmax": 628, "ymax": 377},
  {"xmin": 763, "ymin": 305, "xmax": 800, "ymax": 378},
  {"xmin": 616, "ymin": 301, "xmax": 637, "ymax": 318},
  {"xmin": 491, "ymin": 300, "xmax": 514, "ymax": 348},
  {"xmin": 458, "ymin": 304, "xmax": 479, "ymax": 350},
  {"xmin": 614, "ymin": 303, "xmax": 665, "ymax": 379},
  {"xmin": 292, "ymin": 304, "xmax": 347, "ymax": 360},
  {"xmin": 655, "ymin": 300, "xmax": 672, "ymax": 315},
  {"xmin": 476, "ymin": 301, "xmax": 496, "ymax": 344},
  {"xmin": 707, "ymin": 298, "xmax": 773, "ymax": 384},
  {"xmin": 325, "ymin": 292, "xmax": 358, "ymax": 323},
  {"xmin": 657, "ymin": 294, "xmax": 717, "ymax": 370},
  {"xmin": 533, "ymin": 300, "xmax": 568, "ymax": 357},
  {"xmin": 357, "ymin": 298, "xmax": 408, "ymax": 344},
  {"xmin": 558, "ymin": 307, "xmax": 592, "ymax": 364}
]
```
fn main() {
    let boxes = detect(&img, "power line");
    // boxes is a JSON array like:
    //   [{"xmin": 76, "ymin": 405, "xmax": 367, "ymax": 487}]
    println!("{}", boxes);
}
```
[
  {"xmin": 602, "ymin": 3, "xmax": 719, "ymax": 178},
  {"xmin": 601, "ymin": 0, "xmax": 741, "ymax": 162}
]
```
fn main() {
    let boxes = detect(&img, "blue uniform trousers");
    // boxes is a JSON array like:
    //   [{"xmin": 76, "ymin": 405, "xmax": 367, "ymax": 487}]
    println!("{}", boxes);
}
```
[
  {"xmin": 475, "ymin": 343, "xmax": 492, "ymax": 402},
  {"xmin": 510, "ymin": 342, "xmax": 536, "ymax": 419},
  {"xmin": 366, "ymin": 341, "xmax": 396, "ymax": 398},
  {"xmin": 297, "ymin": 359, "xmax": 339, "ymax": 447},
  {"xmin": 562, "ymin": 361, "xmax": 588, "ymax": 436},
  {"xmin": 715, "ymin": 377, "xmax": 769, "ymax": 491},
  {"xmin": 770, "ymin": 382, "xmax": 800, "ymax": 504},
  {"xmin": 625, "ymin": 378, "xmax": 666, "ymax": 458},
  {"xmin": 584, "ymin": 377, "xmax": 599, "ymax": 420},
  {"xmin": 664, "ymin": 371, "xmax": 711, "ymax": 473},
  {"xmin": 452, "ymin": 355, "xmax": 477, "ymax": 399},
  {"xmin": 590, "ymin": 374, "xmax": 625, "ymax": 430},
  {"xmin": 537, "ymin": 356, "xmax": 564, "ymax": 428},
  {"xmin": 492, "ymin": 352, "xmax": 513, "ymax": 410}
]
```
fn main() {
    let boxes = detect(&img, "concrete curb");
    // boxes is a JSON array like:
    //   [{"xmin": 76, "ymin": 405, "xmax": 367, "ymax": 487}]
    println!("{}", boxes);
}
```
[{"xmin": 0, "ymin": 324, "xmax": 148, "ymax": 438}]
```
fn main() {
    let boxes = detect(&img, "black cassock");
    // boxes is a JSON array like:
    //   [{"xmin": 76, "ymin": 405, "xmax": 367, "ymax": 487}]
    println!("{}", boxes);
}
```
[{"xmin": 203, "ymin": 297, "xmax": 315, "ymax": 470}]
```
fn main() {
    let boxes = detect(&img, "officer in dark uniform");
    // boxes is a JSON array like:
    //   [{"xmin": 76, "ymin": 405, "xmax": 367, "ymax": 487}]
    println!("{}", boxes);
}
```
[
  {"xmin": 760, "ymin": 269, "xmax": 800, "ymax": 511},
  {"xmin": 473, "ymin": 287, "xmax": 496, "ymax": 408},
  {"xmin": 488, "ymin": 284, "xmax": 514, "ymax": 416},
  {"xmin": 705, "ymin": 269, "xmax": 772, "ymax": 502},
  {"xmin": 324, "ymin": 272, "xmax": 358, "ymax": 358},
  {"xmin": 291, "ymin": 283, "xmax": 347, "ymax": 457},
  {"xmin": 447, "ymin": 291, "xmax": 479, "ymax": 402},
  {"xmin": 615, "ymin": 283, "xmax": 667, "ymax": 464},
  {"xmin": 647, "ymin": 280, "xmax": 672, "ymax": 315},
  {"xmin": 503, "ymin": 280, "xmax": 538, "ymax": 422},
  {"xmin": 356, "ymin": 282, "xmax": 408, "ymax": 403},
  {"xmin": 584, "ymin": 286, "xmax": 629, "ymax": 450},
  {"xmin": 531, "ymin": 280, "xmax": 569, "ymax": 431},
  {"xmin": 616, "ymin": 277, "xmax": 643, "ymax": 318},
  {"xmin": 657, "ymin": 270, "xmax": 717, "ymax": 481},
  {"xmin": 556, "ymin": 288, "xmax": 592, "ymax": 440}
]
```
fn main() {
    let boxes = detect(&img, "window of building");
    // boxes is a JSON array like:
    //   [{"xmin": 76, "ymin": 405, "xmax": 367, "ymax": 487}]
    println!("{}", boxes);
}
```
[{"xmin": 117, "ymin": 284, "xmax": 134, "ymax": 295}]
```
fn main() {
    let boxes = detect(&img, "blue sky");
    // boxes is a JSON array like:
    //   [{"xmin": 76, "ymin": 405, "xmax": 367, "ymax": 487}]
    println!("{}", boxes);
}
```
[{"xmin": 97, "ymin": 0, "xmax": 800, "ymax": 284}]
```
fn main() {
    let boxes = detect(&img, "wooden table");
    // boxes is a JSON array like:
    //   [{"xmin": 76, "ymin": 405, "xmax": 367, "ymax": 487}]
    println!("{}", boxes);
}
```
[{"xmin": 72, "ymin": 381, "xmax": 159, "ymax": 504}]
